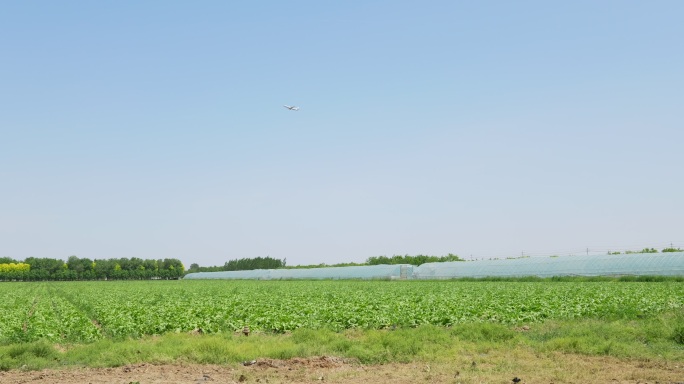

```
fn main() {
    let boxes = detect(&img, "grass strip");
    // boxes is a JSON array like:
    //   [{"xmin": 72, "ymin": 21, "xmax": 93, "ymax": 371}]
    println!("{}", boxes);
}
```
[{"xmin": 1, "ymin": 310, "xmax": 682, "ymax": 371}]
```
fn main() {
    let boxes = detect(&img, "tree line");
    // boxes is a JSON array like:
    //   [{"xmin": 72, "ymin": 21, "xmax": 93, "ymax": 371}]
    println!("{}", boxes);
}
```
[
  {"xmin": 608, "ymin": 247, "xmax": 683, "ymax": 255},
  {"xmin": 187, "ymin": 256, "xmax": 285, "ymax": 273},
  {"xmin": 187, "ymin": 254, "xmax": 464, "ymax": 273},
  {"xmin": 365, "ymin": 253, "xmax": 464, "ymax": 266},
  {"xmin": 0, "ymin": 256, "xmax": 185, "ymax": 281}
]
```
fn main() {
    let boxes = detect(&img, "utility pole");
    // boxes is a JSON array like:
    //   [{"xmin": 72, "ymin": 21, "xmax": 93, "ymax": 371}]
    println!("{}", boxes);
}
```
[{"xmin": 586, "ymin": 247, "xmax": 589, "ymax": 256}]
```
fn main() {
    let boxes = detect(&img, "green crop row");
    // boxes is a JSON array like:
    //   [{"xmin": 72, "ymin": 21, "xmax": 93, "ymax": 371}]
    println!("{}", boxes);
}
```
[{"xmin": 0, "ymin": 280, "xmax": 682, "ymax": 343}]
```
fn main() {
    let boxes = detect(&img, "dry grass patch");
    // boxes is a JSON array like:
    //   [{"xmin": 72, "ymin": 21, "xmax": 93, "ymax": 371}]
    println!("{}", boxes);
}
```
[{"xmin": 0, "ymin": 353, "xmax": 682, "ymax": 384}]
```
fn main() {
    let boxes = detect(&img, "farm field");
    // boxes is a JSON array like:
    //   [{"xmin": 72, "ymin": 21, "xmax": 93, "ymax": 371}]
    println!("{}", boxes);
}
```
[
  {"xmin": 1, "ymin": 280, "xmax": 683, "ymax": 343},
  {"xmin": 1, "ymin": 280, "xmax": 683, "ymax": 382}
]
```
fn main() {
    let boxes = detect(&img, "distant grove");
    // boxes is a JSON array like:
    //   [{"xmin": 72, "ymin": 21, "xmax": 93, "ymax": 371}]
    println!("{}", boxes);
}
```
[{"xmin": 0, "ymin": 256, "xmax": 184, "ymax": 281}]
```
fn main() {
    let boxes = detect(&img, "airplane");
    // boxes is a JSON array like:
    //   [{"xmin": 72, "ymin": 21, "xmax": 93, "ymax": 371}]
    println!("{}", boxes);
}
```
[{"xmin": 283, "ymin": 105, "xmax": 300, "ymax": 111}]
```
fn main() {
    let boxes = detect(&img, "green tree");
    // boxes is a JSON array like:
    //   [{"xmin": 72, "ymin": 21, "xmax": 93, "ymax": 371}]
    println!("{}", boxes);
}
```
[
  {"xmin": 0, "ymin": 257, "xmax": 17, "ymax": 264},
  {"xmin": 67, "ymin": 255, "xmax": 94, "ymax": 276}
]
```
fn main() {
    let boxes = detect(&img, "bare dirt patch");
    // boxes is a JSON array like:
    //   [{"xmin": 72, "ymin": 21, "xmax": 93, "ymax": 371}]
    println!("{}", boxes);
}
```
[{"xmin": 0, "ymin": 354, "xmax": 682, "ymax": 384}]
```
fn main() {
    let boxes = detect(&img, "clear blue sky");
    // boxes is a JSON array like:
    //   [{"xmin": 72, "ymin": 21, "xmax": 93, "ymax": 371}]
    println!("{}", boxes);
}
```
[{"xmin": 1, "ymin": 1, "xmax": 682, "ymax": 267}]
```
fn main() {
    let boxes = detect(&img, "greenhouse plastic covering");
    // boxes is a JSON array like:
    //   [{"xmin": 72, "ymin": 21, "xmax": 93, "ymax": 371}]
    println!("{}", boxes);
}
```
[
  {"xmin": 184, "ymin": 264, "xmax": 409, "ymax": 280},
  {"xmin": 183, "ymin": 252, "xmax": 684, "ymax": 280},
  {"xmin": 414, "ymin": 252, "xmax": 684, "ymax": 279}
]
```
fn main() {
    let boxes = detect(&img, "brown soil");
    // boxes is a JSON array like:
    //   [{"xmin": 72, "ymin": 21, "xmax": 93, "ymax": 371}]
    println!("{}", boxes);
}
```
[{"xmin": 0, "ymin": 355, "xmax": 682, "ymax": 384}]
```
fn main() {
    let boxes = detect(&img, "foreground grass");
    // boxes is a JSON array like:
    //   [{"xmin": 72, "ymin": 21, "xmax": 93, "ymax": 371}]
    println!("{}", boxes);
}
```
[{"xmin": 2, "ymin": 310, "xmax": 683, "ymax": 372}]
